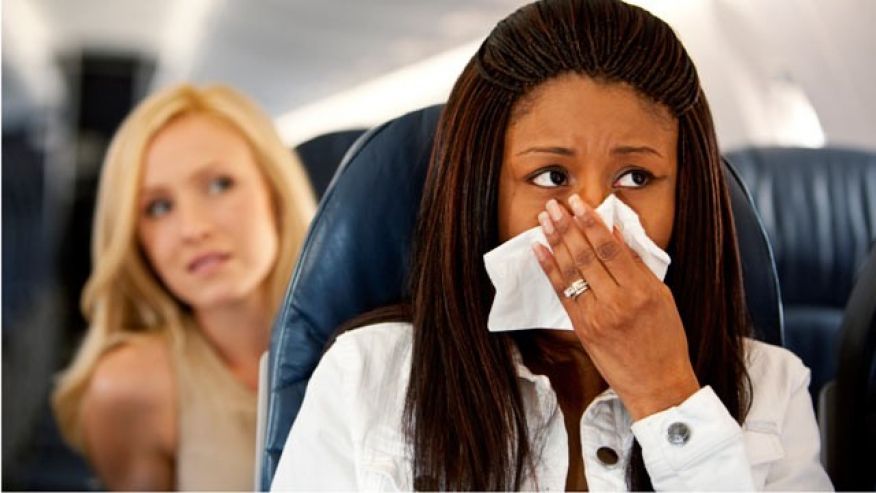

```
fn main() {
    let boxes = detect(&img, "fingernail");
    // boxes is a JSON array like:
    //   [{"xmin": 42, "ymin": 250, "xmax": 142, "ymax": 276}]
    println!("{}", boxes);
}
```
[
  {"xmin": 531, "ymin": 242, "xmax": 547, "ymax": 262},
  {"xmin": 538, "ymin": 211, "xmax": 555, "ymax": 235},
  {"xmin": 546, "ymin": 199, "xmax": 563, "ymax": 221},
  {"xmin": 612, "ymin": 225, "xmax": 624, "ymax": 241},
  {"xmin": 568, "ymin": 194, "xmax": 586, "ymax": 217}
]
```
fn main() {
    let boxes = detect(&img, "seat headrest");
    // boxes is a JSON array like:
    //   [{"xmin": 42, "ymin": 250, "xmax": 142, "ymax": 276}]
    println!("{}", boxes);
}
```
[
  {"xmin": 295, "ymin": 129, "xmax": 368, "ymax": 199},
  {"xmin": 727, "ymin": 147, "xmax": 876, "ymax": 308}
]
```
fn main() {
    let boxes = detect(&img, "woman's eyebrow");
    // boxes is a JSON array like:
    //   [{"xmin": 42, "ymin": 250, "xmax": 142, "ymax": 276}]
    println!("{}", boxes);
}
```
[
  {"xmin": 138, "ymin": 182, "xmax": 167, "ymax": 196},
  {"xmin": 515, "ymin": 146, "xmax": 575, "ymax": 156},
  {"xmin": 137, "ymin": 186, "xmax": 167, "ymax": 206},
  {"xmin": 190, "ymin": 160, "xmax": 226, "ymax": 181},
  {"xmin": 611, "ymin": 145, "xmax": 663, "ymax": 158}
]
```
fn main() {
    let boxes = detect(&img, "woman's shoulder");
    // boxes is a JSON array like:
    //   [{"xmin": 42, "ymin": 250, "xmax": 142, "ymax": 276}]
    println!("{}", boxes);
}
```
[
  {"xmin": 82, "ymin": 333, "xmax": 176, "ymax": 443},
  {"xmin": 744, "ymin": 338, "xmax": 810, "ymax": 389},
  {"xmin": 80, "ymin": 332, "xmax": 177, "ymax": 488},
  {"xmin": 743, "ymin": 338, "xmax": 812, "ymax": 423},
  {"xmin": 331, "ymin": 321, "xmax": 413, "ymax": 357},
  {"xmin": 321, "ymin": 321, "xmax": 414, "ymax": 384}
]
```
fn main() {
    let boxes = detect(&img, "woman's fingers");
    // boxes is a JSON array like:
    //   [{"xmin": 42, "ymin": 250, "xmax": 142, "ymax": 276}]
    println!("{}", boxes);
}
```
[
  {"xmin": 566, "ymin": 195, "xmax": 643, "ymax": 286},
  {"xmin": 531, "ymin": 242, "xmax": 595, "ymax": 312},
  {"xmin": 612, "ymin": 224, "xmax": 650, "ymax": 272},
  {"xmin": 539, "ymin": 201, "xmax": 615, "ymax": 299}
]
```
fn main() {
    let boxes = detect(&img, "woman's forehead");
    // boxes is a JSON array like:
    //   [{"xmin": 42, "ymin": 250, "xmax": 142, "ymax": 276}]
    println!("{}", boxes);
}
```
[
  {"xmin": 505, "ymin": 74, "xmax": 677, "ymax": 152},
  {"xmin": 140, "ymin": 113, "xmax": 255, "ymax": 187},
  {"xmin": 510, "ymin": 74, "xmax": 674, "ymax": 127}
]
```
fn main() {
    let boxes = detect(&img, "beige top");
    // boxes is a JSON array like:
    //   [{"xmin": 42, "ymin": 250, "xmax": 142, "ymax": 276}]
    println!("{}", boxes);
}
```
[{"xmin": 174, "ymin": 325, "xmax": 257, "ymax": 491}]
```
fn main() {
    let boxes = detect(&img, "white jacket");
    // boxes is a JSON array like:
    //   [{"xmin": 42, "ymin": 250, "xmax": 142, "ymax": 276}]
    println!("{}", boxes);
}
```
[{"xmin": 272, "ymin": 322, "xmax": 833, "ymax": 491}]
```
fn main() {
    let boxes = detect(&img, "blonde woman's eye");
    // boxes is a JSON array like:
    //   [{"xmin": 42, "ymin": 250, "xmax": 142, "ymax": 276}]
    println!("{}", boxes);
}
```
[
  {"xmin": 614, "ymin": 169, "xmax": 653, "ymax": 189},
  {"xmin": 530, "ymin": 168, "xmax": 569, "ymax": 188},
  {"xmin": 145, "ymin": 199, "xmax": 172, "ymax": 218},
  {"xmin": 207, "ymin": 176, "xmax": 234, "ymax": 195}
]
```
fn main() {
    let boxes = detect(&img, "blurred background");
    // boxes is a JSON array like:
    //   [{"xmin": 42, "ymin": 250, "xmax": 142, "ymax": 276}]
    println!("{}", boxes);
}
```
[{"xmin": 2, "ymin": 0, "xmax": 874, "ymax": 489}]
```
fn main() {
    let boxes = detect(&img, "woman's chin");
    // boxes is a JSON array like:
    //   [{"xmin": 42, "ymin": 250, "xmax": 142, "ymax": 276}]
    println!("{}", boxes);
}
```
[{"xmin": 178, "ymin": 288, "xmax": 248, "ymax": 312}]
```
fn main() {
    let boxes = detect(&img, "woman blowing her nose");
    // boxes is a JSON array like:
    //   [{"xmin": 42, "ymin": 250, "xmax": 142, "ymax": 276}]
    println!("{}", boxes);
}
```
[
  {"xmin": 53, "ymin": 84, "xmax": 315, "ymax": 490},
  {"xmin": 272, "ymin": 0, "xmax": 832, "ymax": 490}
]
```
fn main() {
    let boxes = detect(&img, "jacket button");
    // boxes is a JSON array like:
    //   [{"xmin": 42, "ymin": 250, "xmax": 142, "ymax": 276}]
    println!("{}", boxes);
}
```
[
  {"xmin": 596, "ymin": 446, "xmax": 619, "ymax": 466},
  {"xmin": 667, "ymin": 422, "xmax": 691, "ymax": 445}
]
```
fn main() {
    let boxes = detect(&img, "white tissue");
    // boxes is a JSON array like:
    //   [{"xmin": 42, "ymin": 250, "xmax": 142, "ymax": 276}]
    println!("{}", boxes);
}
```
[{"xmin": 483, "ymin": 194, "xmax": 671, "ymax": 332}]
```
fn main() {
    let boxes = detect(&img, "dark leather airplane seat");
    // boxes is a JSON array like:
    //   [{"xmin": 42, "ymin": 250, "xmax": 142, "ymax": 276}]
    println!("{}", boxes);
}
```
[
  {"xmin": 727, "ymin": 147, "xmax": 876, "ymax": 406},
  {"xmin": 260, "ymin": 106, "xmax": 785, "ymax": 489},
  {"xmin": 294, "ymin": 129, "xmax": 367, "ymax": 199},
  {"xmin": 820, "ymin": 243, "xmax": 876, "ymax": 490}
]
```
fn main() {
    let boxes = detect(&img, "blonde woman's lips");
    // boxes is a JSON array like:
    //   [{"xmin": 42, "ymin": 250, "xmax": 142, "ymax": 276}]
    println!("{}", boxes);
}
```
[{"xmin": 187, "ymin": 252, "xmax": 230, "ymax": 275}]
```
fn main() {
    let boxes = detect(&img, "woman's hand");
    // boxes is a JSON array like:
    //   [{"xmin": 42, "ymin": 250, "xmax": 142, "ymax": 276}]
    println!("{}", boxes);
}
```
[{"xmin": 532, "ymin": 194, "xmax": 700, "ymax": 421}]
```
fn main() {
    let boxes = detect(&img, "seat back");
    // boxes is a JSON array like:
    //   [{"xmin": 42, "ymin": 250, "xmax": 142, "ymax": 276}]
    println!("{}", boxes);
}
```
[
  {"xmin": 294, "ymin": 129, "xmax": 368, "ymax": 199},
  {"xmin": 260, "ymin": 105, "xmax": 783, "ymax": 489},
  {"xmin": 727, "ymin": 147, "xmax": 876, "ymax": 307},
  {"xmin": 820, "ymin": 244, "xmax": 876, "ymax": 489},
  {"xmin": 728, "ymin": 147, "xmax": 876, "ymax": 406}
]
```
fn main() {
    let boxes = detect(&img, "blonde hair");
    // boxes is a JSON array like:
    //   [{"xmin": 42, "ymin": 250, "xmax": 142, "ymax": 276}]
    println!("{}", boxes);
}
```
[{"xmin": 52, "ymin": 83, "xmax": 316, "ymax": 449}]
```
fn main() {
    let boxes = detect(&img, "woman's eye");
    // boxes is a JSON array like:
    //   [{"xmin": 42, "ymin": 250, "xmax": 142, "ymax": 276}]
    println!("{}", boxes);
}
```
[
  {"xmin": 530, "ymin": 168, "xmax": 569, "ymax": 188},
  {"xmin": 145, "ymin": 199, "xmax": 172, "ymax": 218},
  {"xmin": 207, "ymin": 176, "xmax": 234, "ymax": 195},
  {"xmin": 614, "ymin": 169, "xmax": 652, "ymax": 189}
]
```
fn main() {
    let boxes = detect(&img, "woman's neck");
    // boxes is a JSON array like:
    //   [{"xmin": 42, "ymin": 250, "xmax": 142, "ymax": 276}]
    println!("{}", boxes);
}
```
[
  {"xmin": 518, "ymin": 330, "xmax": 608, "ymax": 409},
  {"xmin": 191, "ymin": 285, "xmax": 273, "ymax": 390},
  {"xmin": 517, "ymin": 331, "xmax": 608, "ymax": 491}
]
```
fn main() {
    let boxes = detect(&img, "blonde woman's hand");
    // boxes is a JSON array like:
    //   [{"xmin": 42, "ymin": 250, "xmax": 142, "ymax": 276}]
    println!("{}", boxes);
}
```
[{"xmin": 532, "ymin": 195, "xmax": 700, "ymax": 421}]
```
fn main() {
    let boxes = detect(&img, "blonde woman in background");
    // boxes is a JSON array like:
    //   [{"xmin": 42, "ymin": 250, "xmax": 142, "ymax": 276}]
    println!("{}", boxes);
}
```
[{"xmin": 52, "ymin": 83, "xmax": 316, "ymax": 491}]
